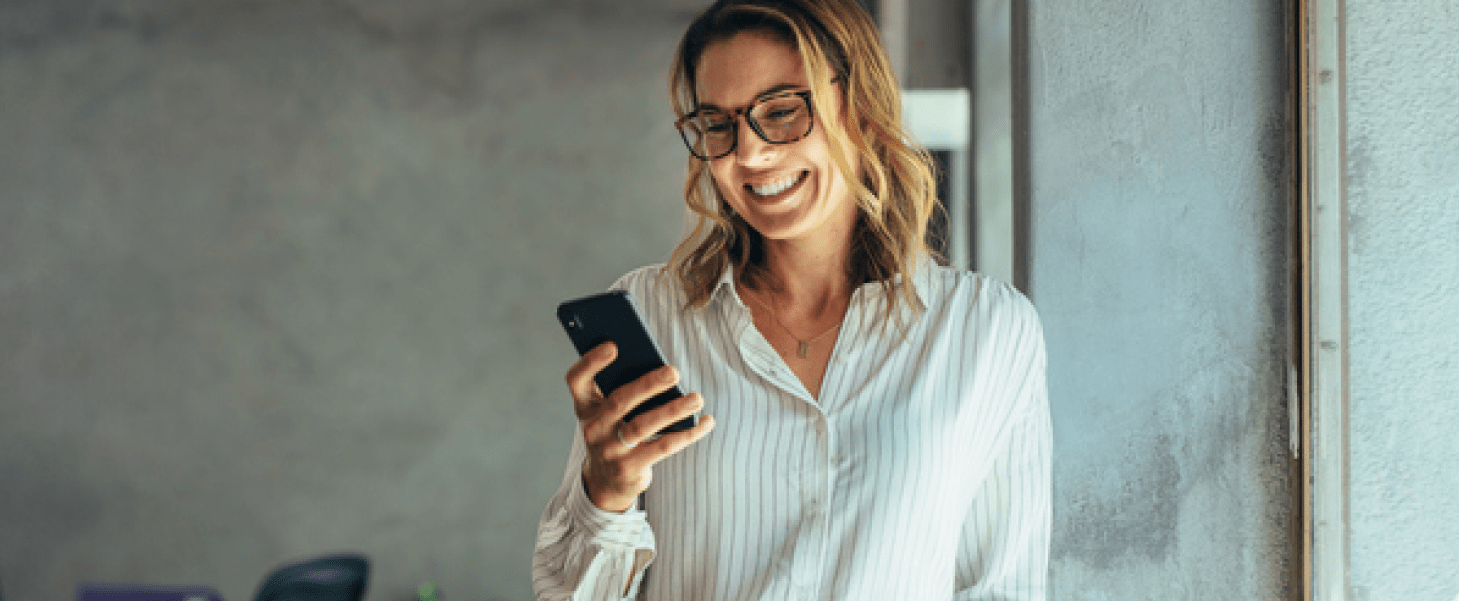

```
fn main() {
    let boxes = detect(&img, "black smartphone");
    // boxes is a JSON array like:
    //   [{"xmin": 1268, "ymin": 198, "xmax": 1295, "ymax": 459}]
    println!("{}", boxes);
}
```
[{"xmin": 557, "ymin": 290, "xmax": 697, "ymax": 436}]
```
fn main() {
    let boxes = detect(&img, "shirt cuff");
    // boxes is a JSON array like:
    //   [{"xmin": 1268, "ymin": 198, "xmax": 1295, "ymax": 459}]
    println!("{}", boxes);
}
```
[{"xmin": 567, "ymin": 473, "xmax": 655, "ymax": 553}]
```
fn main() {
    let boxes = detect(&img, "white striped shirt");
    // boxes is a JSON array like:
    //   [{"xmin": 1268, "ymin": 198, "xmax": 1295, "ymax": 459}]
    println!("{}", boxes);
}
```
[{"xmin": 533, "ymin": 259, "xmax": 1051, "ymax": 601}]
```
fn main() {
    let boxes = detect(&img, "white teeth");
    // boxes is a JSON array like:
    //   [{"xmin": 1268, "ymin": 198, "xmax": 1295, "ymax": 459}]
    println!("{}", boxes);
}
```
[{"xmin": 750, "ymin": 173, "xmax": 801, "ymax": 196}]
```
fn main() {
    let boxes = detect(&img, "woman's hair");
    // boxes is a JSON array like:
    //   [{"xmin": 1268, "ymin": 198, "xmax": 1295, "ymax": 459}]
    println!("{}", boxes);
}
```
[{"xmin": 666, "ymin": 0, "xmax": 940, "ymax": 319}]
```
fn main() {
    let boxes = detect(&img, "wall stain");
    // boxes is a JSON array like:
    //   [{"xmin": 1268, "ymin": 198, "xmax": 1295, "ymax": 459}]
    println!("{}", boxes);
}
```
[{"xmin": 1054, "ymin": 433, "xmax": 1181, "ymax": 569}]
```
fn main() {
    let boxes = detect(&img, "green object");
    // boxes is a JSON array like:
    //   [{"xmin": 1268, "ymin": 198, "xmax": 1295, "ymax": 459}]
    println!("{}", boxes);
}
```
[{"xmin": 416, "ymin": 582, "xmax": 442, "ymax": 601}]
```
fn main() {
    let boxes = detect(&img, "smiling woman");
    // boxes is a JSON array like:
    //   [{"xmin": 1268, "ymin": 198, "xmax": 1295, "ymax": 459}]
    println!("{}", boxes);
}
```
[
  {"xmin": 532, "ymin": 1, "xmax": 1050, "ymax": 600},
  {"xmin": 666, "ymin": 0, "xmax": 939, "ymax": 323}
]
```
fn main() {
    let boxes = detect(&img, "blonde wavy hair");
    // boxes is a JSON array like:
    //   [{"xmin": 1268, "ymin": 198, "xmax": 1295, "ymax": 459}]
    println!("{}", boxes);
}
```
[{"xmin": 666, "ymin": 0, "xmax": 940, "ymax": 319}]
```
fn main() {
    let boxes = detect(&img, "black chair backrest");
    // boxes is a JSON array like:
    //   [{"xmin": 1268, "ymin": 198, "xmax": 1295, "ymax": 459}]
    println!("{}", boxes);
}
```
[{"xmin": 252, "ymin": 554, "xmax": 369, "ymax": 601}]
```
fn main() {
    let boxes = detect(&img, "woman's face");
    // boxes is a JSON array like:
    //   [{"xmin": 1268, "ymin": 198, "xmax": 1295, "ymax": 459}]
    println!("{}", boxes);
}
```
[{"xmin": 695, "ymin": 31, "xmax": 859, "ymax": 247}]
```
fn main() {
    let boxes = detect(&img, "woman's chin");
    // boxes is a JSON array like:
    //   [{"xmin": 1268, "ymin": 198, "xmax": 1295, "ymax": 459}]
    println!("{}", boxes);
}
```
[{"xmin": 741, "ymin": 205, "xmax": 825, "ymax": 243}]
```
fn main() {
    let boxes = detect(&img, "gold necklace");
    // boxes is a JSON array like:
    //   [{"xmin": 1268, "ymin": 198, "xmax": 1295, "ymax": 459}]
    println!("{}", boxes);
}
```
[{"xmin": 747, "ymin": 290, "xmax": 843, "ymax": 358}]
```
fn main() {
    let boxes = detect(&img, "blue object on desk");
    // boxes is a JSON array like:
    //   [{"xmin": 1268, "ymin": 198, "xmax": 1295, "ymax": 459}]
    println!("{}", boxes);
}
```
[{"xmin": 77, "ymin": 584, "xmax": 224, "ymax": 601}]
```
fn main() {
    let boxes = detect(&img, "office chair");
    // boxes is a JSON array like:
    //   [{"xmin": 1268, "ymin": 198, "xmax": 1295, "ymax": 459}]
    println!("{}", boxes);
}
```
[{"xmin": 251, "ymin": 553, "xmax": 369, "ymax": 601}]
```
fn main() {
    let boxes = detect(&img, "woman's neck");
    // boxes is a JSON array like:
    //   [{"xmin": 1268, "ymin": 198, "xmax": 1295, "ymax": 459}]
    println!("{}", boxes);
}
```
[{"xmin": 748, "ymin": 237, "xmax": 855, "ymax": 318}]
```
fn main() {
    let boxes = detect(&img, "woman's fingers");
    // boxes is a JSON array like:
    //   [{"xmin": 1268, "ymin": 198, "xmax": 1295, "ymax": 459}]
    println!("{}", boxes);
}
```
[
  {"xmin": 565, "ymin": 345, "xmax": 715, "ymax": 512},
  {"xmin": 566, "ymin": 342, "xmax": 616, "ymax": 411},
  {"xmin": 615, "ymin": 391, "xmax": 704, "ymax": 448},
  {"xmin": 566, "ymin": 342, "xmax": 681, "ymax": 430},
  {"xmin": 595, "ymin": 366, "xmax": 681, "ymax": 439},
  {"xmin": 634, "ymin": 413, "xmax": 716, "ymax": 463},
  {"xmin": 585, "ymin": 414, "xmax": 716, "ymax": 512}
]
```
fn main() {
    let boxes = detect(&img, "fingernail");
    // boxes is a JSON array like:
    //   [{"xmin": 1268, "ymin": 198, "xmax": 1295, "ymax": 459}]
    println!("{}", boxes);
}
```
[{"xmin": 661, "ymin": 367, "xmax": 678, "ymax": 383}]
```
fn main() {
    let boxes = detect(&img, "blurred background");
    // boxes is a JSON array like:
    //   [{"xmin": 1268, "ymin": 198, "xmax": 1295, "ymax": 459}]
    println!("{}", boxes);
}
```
[
  {"xmin": 1, "ymin": 1, "xmax": 702, "ymax": 599},
  {"xmin": 2, "ymin": 1, "xmax": 1456, "ymax": 600}
]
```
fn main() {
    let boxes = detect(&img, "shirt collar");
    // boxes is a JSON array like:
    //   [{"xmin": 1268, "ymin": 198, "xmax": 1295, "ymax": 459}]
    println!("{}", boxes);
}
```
[
  {"xmin": 707, "ymin": 252, "xmax": 936, "ymax": 313},
  {"xmin": 709, "ymin": 263, "xmax": 745, "ymax": 309}
]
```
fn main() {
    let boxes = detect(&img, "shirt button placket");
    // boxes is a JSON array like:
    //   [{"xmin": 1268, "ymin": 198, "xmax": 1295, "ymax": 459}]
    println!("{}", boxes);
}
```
[{"xmin": 795, "ymin": 415, "xmax": 831, "ymax": 600}]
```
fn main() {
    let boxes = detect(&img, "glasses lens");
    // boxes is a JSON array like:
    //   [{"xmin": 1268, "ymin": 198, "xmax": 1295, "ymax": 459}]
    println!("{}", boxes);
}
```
[
  {"xmin": 678, "ymin": 93, "xmax": 814, "ymax": 159},
  {"xmin": 681, "ymin": 110, "xmax": 734, "ymax": 159},
  {"xmin": 750, "ymin": 94, "xmax": 812, "ymax": 143}
]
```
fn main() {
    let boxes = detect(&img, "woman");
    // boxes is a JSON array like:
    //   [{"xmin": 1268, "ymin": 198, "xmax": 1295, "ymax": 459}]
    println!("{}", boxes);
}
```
[{"xmin": 534, "ymin": 1, "xmax": 1050, "ymax": 599}]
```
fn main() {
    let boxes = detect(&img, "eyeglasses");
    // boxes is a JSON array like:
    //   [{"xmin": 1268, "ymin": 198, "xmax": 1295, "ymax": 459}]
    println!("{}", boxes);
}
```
[{"xmin": 675, "ymin": 90, "xmax": 816, "ymax": 160}]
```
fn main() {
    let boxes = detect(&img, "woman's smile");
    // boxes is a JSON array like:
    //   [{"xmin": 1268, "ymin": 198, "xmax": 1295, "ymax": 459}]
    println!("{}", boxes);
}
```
[{"xmin": 746, "ymin": 170, "xmax": 808, "ymax": 198}]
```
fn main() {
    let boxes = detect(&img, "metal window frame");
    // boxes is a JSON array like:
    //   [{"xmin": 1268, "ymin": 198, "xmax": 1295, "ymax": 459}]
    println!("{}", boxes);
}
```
[{"xmin": 1297, "ymin": 0, "xmax": 1349, "ymax": 598}]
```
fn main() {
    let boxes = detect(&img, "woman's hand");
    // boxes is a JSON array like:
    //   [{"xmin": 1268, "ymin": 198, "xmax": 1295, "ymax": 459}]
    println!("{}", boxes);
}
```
[{"xmin": 566, "ymin": 341, "xmax": 716, "ymax": 513}]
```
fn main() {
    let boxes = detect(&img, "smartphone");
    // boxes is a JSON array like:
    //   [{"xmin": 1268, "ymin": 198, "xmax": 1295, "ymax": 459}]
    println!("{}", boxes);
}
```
[{"xmin": 557, "ymin": 290, "xmax": 697, "ymax": 436}]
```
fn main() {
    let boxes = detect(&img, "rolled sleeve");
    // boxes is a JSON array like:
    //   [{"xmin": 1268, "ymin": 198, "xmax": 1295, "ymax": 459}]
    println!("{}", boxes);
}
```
[{"xmin": 533, "ymin": 437, "xmax": 657, "ymax": 601}]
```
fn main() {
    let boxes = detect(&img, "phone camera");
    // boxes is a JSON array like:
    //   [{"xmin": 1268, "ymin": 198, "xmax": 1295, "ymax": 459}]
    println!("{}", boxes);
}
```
[{"xmin": 566, "ymin": 316, "xmax": 583, "ymax": 329}]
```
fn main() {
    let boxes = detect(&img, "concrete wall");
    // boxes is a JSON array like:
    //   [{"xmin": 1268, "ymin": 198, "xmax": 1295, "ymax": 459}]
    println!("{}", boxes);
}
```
[
  {"xmin": 0, "ymin": 2, "xmax": 703, "ymax": 600},
  {"xmin": 1027, "ymin": 0, "xmax": 1297, "ymax": 598},
  {"xmin": 1345, "ymin": 2, "xmax": 1459, "ymax": 600}
]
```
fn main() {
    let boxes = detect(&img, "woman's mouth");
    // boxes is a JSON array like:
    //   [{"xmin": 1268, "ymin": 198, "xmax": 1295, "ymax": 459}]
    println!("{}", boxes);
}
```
[{"xmin": 746, "ymin": 171, "xmax": 807, "ymax": 197}]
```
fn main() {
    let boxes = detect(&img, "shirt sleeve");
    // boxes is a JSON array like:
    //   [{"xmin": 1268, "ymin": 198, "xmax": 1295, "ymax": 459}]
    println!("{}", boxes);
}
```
[
  {"xmin": 532, "ymin": 429, "xmax": 657, "ymax": 601},
  {"xmin": 953, "ymin": 291, "xmax": 1053, "ymax": 601}
]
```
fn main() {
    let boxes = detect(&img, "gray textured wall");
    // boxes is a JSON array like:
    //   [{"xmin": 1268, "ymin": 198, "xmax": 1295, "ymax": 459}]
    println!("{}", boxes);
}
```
[
  {"xmin": 1346, "ymin": 1, "xmax": 1459, "ymax": 600},
  {"xmin": 1028, "ymin": 0, "xmax": 1296, "ymax": 598},
  {"xmin": 0, "ymin": 2, "xmax": 702, "ymax": 600}
]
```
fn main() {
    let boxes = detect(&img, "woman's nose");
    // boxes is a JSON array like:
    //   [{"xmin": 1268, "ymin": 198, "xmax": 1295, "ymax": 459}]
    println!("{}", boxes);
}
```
[{"xmin": 734, "ymin": 119, "xmax": 777, "ymax": 166}]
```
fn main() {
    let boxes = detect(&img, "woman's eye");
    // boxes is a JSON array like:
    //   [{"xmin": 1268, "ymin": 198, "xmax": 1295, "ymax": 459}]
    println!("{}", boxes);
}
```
[
  {"xmin": 760, "ymin": 103, "xmax": 803, "ymax": 123},
  {"xmin": 768, "ymin": 108, "xmax": 799, "ymax": 121}
]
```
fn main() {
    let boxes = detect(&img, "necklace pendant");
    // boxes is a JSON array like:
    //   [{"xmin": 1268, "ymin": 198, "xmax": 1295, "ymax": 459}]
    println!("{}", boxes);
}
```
[{"xmin": 796, "ymin": 340, "xmax": 811, "ymax": 358}]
